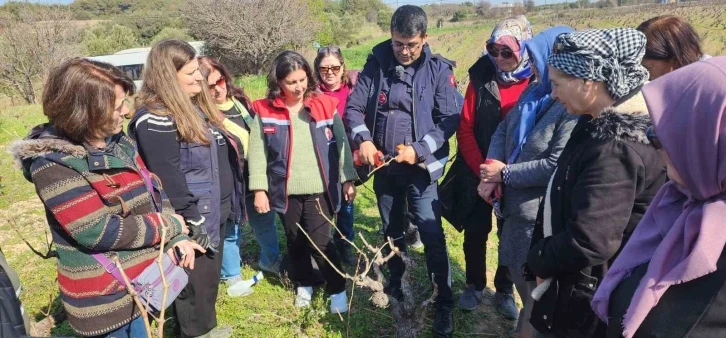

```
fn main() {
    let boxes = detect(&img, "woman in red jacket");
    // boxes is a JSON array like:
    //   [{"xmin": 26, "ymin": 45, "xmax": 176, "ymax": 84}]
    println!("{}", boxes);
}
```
[{"xmin": 453, "ymin": 15, "xmax": 533, "ymax": 316}]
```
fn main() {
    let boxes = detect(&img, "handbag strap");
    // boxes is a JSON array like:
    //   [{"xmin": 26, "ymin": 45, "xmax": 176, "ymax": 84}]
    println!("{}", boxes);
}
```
[
  {"xmin": 92, "ymin": 253, "xmax": 127, "ymax": 286},
  {"xmin": 138, "ymin": 167, "xmax": 161, "ymax": 212}
]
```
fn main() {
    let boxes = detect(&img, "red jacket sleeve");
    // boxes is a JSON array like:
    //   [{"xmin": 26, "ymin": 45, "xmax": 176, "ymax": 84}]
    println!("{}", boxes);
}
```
[{"xmin": 457, "ymin": 83, "xmax": 485, "ymax": 176}]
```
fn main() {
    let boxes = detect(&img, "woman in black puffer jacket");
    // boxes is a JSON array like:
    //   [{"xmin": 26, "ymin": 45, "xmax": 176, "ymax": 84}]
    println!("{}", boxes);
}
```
[{"xmin": 524, "ymin": 28, "xmax": 666, "ymax": 338}]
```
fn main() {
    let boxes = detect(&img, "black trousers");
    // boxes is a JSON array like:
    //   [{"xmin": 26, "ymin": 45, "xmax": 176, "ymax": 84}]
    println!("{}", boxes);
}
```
[
  {"xmin": 280, "ymin": 194, "xmax": 346, "ymax": 295},
  {"xmin": 173, "ymin": 202, "xmax": 230, "ymax": 337},
  {"xmin": 462, "ymin": 201, "xmax": 514, "ymax": 294}
]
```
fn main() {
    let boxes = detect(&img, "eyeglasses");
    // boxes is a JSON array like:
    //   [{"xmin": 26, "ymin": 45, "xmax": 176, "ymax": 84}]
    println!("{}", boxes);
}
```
[
  {"xmin": 646, "ymin": 126, "xmax": 662, "ymax": 150},
  {"xmin": 487, "ymin": 45, "xmax": 514, "ymax": 59},
  {"xmin": 208, "ymin": 77, "xmax": 225, "ymax": 90},
  {"xmin": 392, "ymin": 41, "xmax": 421, "ymax": 52},
  {"xmin": 318, "ymin": 46, "xmax": 341, "ymax": 54},
  {"xmin": 319, "ymin": 65, "xmax": 342, "ymax": 74}
]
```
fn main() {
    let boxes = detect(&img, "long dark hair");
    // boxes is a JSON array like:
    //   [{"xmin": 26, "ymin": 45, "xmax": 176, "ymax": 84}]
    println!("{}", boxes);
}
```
[
  {"xmin": 314, "ymin": 46, "xmax": 351, "ymax": 87},
  {"xmin": 637, "ymin": 15, "xmax": 703, "ymax": 69},
  {"xmin": 198, "ymin": 56, "xmax": 253, "ymax": 107},
  {"xmin": 266, "ymin": 50, "xmax": 317, "ymax": 101}
]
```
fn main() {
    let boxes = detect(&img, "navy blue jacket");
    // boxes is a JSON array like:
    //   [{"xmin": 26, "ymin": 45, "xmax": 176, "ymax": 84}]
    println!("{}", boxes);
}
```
[
  {"xmin": 128, "ymin": 107, "xmax": 246, "ymax": 250},
  {"xmin": 343, "ymin": 40, "xmax": 461, "ymax": 182}
]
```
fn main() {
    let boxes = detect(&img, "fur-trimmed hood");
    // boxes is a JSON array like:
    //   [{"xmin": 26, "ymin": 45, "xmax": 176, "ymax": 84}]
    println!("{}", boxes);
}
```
[
  {"xmin": 8, "ymin": 124, "xmax": 86, "ymax": 160},
  {"xmin": 7, "ymin": 124, "xmax": 86, "ymax": 176},
  {"xmin": 588, "ymin": 90, "xmax": 652, "ymax": 145}
]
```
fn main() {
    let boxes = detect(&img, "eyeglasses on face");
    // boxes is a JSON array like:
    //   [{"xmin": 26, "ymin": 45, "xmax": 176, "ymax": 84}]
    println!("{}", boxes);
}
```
[
  {"xmin": 392, "ymin": 41, "xmax": 421, "ymax": 52},
  {"xmin": 646, "ymin": 126, "xmax": 662, "ymax": 150},
  {"xmin": 319, "ymin": 65, "xmax": 342, "ymax": 74},
  {"xmin": 208, "ymin": 77, "xmax": 225, "ymax": 90},
  {"xmin": 487, "ymin": 45, "xmax": 514, "ymax": 59}
]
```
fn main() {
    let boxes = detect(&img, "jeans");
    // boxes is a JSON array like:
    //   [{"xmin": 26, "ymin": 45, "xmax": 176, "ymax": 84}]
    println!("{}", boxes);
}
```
[
  {"xmin": 333, "ymin": 199, "xmax": 355, "ymax": 242},
  {"xmin": 374, "ymin": 169, "xmax": 453, "ymax": 307},
  {"xmin": 221, "ymin": 219, "xmax": 241, "ymax": 280},
  {"xmin": 246, "ymin": 195, "xmax": 281, "ymax": 267},
  {"xmin": 220, "ymin": 196, "xmax": 281, "ymax": 279},
  {"xmin": 90, "ymin": 316, "xmax": 146, "ymax": 338}
]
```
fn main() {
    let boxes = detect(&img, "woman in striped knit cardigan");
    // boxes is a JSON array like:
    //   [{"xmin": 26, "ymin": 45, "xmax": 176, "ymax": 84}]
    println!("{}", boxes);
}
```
[{"xmin": 9, "ymin": 58, "xmax": 204, "ymax": 337}]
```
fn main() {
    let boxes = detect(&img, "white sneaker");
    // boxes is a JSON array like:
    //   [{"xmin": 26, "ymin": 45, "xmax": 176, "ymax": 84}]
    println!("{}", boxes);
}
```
[
  {"xmin": 295, "ymin": 286, "xmax": 313, "ymax": 307},
  {"xmin": 226, "ymin": 278, "xmax": 254, "ymax": 297},
  {"xmin": 329, "ymin": 290, "xmax": 348, "ymax": 314}
]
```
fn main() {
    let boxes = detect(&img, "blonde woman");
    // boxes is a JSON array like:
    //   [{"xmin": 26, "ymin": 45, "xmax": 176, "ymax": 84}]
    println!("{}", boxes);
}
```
[{"xmin": 128, "ymin": 40, "xmax": 244, "ymax": 338}]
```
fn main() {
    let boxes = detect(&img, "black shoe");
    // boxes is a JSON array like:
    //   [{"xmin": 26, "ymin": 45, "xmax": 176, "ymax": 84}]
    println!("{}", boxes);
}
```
[
  {"xmin": 338, "ymin": 243, "xmax": 357, "ymax": 266},
  {"xmin": 432, "ymin": 306, "xmax": 454, "ymax": 337}
]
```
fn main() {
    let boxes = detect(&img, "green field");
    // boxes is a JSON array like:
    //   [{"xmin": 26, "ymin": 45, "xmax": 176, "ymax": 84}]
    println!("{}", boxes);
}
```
[{"xmin": 2, "ymin": 3, "xmax": 726, "ymax": 337}]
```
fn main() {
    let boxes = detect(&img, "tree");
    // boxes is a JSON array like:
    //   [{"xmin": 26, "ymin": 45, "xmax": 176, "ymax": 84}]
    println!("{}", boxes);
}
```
[
  {"xmin": 82, "ymin": 23, "xmax": 139, "ymax": 56},
  {"xmin": 377, "ymin": 8, "xmax": 393, "ymax": 31},
  {"xmin": 476, "ymin": 0, "xmax": 492, "ymax": 17},
  {"xmin": 113, "ymin": 11, "xmax": 185, "ymax": 45},
  {"xmin": 524, "ymin": 0, "xmax": 536, "ymax": 12},
  {"xmin": 150, "ymin": 27, "xmax": 193, "ymax": 45},
  {"xmin": 341, "ymin": 0, "xmax": 385, "ymax": 14},
  {"xmin": 451, "ymin": 9, "xmax": 467, "ymax": 22},
  {"xmin": 184, "ymin": 0, "xmax": 320, "ymax": 75},
  {"xmin": 0, "ymin": 6, "xmax": 79, "ymax": 104}
]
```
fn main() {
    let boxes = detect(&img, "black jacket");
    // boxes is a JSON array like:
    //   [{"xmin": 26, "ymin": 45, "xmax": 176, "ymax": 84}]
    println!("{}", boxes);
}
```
[
  {"xmin": 606, "ymin": 246, "xmax": 726, "ymax": 338},
  {"xmin": 468, "ymin": 56, "xmax": 503, "ymax": 159},
  {"xmin": 441, "ymin": 56, "xmax": 502, "ymax": 230},
  {"xmin": 526, "ymin": 91, "xmax": 667, "ymax": 337}
]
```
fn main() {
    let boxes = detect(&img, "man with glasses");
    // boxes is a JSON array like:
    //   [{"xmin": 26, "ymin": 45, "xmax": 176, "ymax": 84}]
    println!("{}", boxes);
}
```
[{"xmin": 343, "ymin": 5, "xmax": 461, "ymax": 337}]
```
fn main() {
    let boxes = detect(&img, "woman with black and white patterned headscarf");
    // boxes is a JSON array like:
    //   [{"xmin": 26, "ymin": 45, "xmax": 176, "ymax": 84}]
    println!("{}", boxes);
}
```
[{"xmin": 523, "ymin": 28, "xmax": 667, "ymax": 338}]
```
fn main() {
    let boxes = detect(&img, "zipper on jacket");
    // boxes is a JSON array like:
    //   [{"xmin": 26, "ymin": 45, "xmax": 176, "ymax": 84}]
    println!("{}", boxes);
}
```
[
  {"xmin": 411, "ymin": 75, "xmax": 418, "ymax": 140},
  {"xmin": 283, "ymin": 108, "xmax": 293, "ymax": 213},
  {"xmin": 369, "ymin": 69, "xmax": 383, "ymax": 141}
]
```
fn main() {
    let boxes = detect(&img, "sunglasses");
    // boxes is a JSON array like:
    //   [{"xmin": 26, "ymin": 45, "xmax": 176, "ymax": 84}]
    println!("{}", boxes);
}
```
[
  {"xmin": 487, "ymin": 46, "xmax": 514, "ymax": 59},
  {"xmin": 646, "ymin": 126, "xmax": 662, "ymax": 150},
  {"xmin": 320, "ymin": 65, "xmax": 342, "ymax": 74},
  {"xmin": 208, "ymin": 77, "xmax": 225, "ymax": 89}
]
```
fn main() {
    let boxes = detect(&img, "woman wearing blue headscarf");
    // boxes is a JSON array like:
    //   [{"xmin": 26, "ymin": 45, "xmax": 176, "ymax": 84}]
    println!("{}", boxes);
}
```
[{"xmin": 478, "ymin": 26, "xmax": 578, "ymax": 338}]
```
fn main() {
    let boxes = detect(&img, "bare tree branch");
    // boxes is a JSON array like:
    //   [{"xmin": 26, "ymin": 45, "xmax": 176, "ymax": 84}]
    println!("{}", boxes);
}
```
[
  {"xmin": 0, "ymin": 7, "xmax": 79, "ymax": 103},
  {"xmin": 183, "ymin": 0, "xmax": 320, "ymax": 75}
]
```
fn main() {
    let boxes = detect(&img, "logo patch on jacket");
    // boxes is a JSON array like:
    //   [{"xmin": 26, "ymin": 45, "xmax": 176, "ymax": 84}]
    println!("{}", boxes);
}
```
[
  {"xmin": 449, "ymin": 74, "xmax": 456, "ymax": 87},
  {"xmin": 378, "ymin": 91, "xmax": 387, "ymax": 105},
  {"xmin": 324, "ymin": 127, "xmax": 336, "ymax": 145},
  {"xmin": 263, "ymin": 126, "xmax": 277, "ymax": 134}
]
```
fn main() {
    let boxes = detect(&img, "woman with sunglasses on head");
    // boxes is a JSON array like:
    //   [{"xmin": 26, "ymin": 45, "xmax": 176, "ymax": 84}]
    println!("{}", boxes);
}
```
[
  {"xmin": 477, "ymin": 26, "xmax": 579, "ymax": 338},
  {"xmin": 591, "ymin": 56, "xmax": 726, "ymax": 338},
  {"xmin": 247, "ymin": 50, "xmax": 357, "ymax": 313},
  {"xmin": 523, "ymin": 29, "xmax": 666, "ymax": 338},
  {"xmin": 10, "ymin": 58, "xmax": 203, "ymax": 337},
  {"xmin": 313, "ymin": 46, "xmax": 360, "ymax": 266},
  {"xmin": 637, "ymin": 15, "xmax": 707, "ymax": 80},
  {"xmin": 451, "ymin": 15, "xmax": 532, "ymax": 317},
  {"xmin": 198, "ymin": 56, "xmax": 282, "ymax": 295},
  {"xmin": 128, "ymin": 40, "xmax": 245, "ymax": 338}
]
